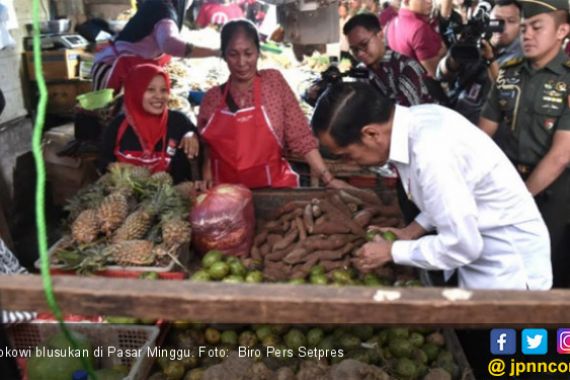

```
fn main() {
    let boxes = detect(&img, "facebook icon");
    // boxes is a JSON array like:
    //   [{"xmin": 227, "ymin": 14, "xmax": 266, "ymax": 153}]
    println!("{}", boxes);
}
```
[{"xmin": 491, "ymin": 329, "xmax": 517, "ymax": 355}]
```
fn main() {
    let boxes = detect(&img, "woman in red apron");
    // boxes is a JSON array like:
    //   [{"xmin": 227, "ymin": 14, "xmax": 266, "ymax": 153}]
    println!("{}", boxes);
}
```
[
  {"xmin": 198, "ymin": 20, "xmax": 350, "ymax": 189},
  {"xmin": 98, "ymin": 64, "xmax": 199, "ymax": 183}
]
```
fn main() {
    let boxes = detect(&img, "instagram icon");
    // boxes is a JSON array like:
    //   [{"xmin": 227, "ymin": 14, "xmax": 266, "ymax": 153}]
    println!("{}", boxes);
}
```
[{"xmin": 557, "ymin": 329, "xmax": 570, "ymax": 354}]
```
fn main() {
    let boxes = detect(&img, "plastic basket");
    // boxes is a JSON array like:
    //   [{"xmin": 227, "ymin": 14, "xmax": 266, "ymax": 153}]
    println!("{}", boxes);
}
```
[
  {"xmin": 35, "ymin": 240, "xmax": 191, "ymax": 279},
  {"xmin": 8, "ymin": 323, "xmax": 160, "ymax": 380},
  {"xmin": 76, "ymin": 89, "xmax": 114, "ymax": 110}
]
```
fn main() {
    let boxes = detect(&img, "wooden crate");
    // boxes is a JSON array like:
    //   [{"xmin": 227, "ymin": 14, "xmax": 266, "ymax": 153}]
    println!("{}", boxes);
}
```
[
  {"xmin": 25, "ymin": 49, "xmax": 82, "ymax": 81},
  {"xmin": 45, "ymin": 80, "xmax": 92, "ymax": 116},
  {"xmin": 43, "ymin": 124, "xmax": 99, "ymax": 205}
]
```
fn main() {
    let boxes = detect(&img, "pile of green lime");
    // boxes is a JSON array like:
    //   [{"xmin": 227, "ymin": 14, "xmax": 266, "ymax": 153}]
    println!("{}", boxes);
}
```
[
  {"xmin": 149, "ymin": 324, "xmax": 461, "ymax": 380},
  {"xmin": 190, "ymin": 250, "xmax": 263, "ymax": 284}
]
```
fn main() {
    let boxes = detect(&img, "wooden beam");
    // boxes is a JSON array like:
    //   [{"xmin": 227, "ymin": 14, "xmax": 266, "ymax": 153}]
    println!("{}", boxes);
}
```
[{"xmin": 0, "ymin": 275, "xmax": 568, "ymax": 325}]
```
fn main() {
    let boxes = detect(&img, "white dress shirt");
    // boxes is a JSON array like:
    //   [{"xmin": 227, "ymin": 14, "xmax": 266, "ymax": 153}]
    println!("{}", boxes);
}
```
[{"xmin": 389, "ymin": 104, "xmax": 552, "ymax": 290}]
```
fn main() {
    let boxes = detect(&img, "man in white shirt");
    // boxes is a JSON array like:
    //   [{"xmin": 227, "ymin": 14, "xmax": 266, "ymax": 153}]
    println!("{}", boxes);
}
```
[{"xmin": 311, "ymin": 82, "xmax": 552, "ymax": 290}]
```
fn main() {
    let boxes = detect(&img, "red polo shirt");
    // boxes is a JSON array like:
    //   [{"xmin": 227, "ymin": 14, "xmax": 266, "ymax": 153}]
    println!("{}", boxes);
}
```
[
  {"xmin": 385, "ymin": 8, "xmax": 442, "ymax": 62},
  {"xmin": 196, "ymin": 3, "xmax": 244, "ymax": 28}
]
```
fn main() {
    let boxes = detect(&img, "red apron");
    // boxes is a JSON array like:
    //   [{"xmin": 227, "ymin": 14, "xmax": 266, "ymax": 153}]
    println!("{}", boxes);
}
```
[
  {"xmin": 201, "ymin": 77, "xmax": 299, "ymax": 188},
  {"xmin": 113, "ymin": 118, "xmax": 173, "ymax": 174}
]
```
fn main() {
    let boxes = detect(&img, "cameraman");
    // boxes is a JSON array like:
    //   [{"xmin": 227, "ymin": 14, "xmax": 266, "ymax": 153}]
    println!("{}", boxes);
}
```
[
  {"xmin": 490, "ymin": 0, "xmax": 523, "ymax": 67},
  {"xmin": 436, "ymin": 0, "xmax": 499, "ymax": 123}
]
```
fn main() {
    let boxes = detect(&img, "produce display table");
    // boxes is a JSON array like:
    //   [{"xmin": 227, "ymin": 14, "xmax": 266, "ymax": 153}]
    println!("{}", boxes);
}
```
[
  {"xmin": 3, "ymin": 188, "xmax": 563, "ymax": 325},
  {"xmin": 0, "ymin": 275, "xmax": 567, "ymax": 325}
]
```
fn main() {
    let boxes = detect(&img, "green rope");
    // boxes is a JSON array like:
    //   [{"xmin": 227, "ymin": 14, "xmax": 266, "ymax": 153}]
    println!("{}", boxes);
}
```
[{"xmin": 31, "ymin": 1, "xmax": 97, "ymax": 378}]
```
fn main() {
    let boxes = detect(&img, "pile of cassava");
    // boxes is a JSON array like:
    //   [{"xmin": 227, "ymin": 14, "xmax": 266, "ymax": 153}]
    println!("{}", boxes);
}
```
[{"xmin": 251, "ymin": 188, "xmax": 404, "ymax": 283}]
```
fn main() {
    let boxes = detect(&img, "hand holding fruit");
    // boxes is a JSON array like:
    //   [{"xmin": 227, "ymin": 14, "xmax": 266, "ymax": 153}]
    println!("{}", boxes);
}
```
[
  {"xmin": 353, "ymin": 235, "xmax": 393, "ymax": 273},
  {"xmin": 368, "ymin": 220, "xmax": 428, "ymax": 241},
  {"xmin": 367, "ymin": 226, "xmax": 405, "ymax": 241}
]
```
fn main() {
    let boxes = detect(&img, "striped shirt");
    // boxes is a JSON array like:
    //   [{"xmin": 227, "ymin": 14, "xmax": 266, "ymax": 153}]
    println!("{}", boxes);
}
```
[{"xmin": 368, "ymin": 50, "xmax": 435, "ymax": 106}]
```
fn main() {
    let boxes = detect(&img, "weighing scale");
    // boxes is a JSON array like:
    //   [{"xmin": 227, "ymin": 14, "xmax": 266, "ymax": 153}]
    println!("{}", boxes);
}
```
[{"xmin": 24, "ymin": 34, "xmax": 88, "ymax": 51}]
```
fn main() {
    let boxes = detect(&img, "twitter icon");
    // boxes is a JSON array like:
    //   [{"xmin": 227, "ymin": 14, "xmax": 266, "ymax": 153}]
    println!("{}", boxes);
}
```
[{"xmin": 522, "ymin": 329, "xmax": 548, "ymax": 355}]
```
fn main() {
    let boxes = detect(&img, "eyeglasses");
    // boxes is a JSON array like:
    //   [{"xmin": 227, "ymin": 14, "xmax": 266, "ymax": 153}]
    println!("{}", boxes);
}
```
[{"xmin": 350, "ymin": 35, "xmax": 375, "ymax": 55}]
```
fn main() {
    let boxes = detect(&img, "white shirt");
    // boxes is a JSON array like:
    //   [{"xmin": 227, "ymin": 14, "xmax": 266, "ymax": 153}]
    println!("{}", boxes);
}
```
[{"xmin": 389, "ymin": 104, "xmax": 552, "ymax": 290}]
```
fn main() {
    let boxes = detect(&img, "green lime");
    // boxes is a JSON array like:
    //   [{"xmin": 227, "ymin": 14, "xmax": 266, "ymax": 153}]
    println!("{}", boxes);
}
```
[
  {"xmin": 204, "ymin": 327, "xmax": 221, "ymax": 345},
  {"xmin": 309, "ymin": 265, "xmax": 325, "ymax": 277},
  {"xmin": 245, "ymin": 270, "xmax": 264, "ymax": 283},
  {"xmin": 229, "ymin": 260, "xmax": 247, "ymax": 277},
  {"xmin": 331, "ymin": 269, "xmax": 353, "ymax": 285},
  {"xmin": 289, "ymin": 278, "xmax": 306, "ymax": 285},
  {"xmin": 366, "ymin": 229, "xmax": 381, "ymax": 242},
  {"xmin": 310, "ymin": 273, "xmax": 328, "ymax": 285},
  {"xmin": 220, "ymin": 330, "xmax": 238, "ymax": 345},
  {"xmin": 208, "ymin": 262, "xmax": 230, "ymax": 280},
  {"xmin": 255, "ymin": 325, "xmax": 274, "ymax": 341},
  {"xmin": 284, "ymin": 329, "xmax": 307, "ymax": 351},
  {"xmin": 307, "ymin": 328, "xmax": 325, "ymax": 347},
  {"xmin": 222, "ymin": 275, "xmax": 244, "ymax": 283},
  {"xmin": 202, "ymin": 250, "xmax": 224, "ymax": 269},
  {"xmin": 381, "ymin": 231, "xmax": 398, "ymax": 242},
  {"xmin": 190, "ymin": 270, "xmax": 210, "ymax": 282},
  {"xmin": 138, "ymin": 272, "xmax": 159, "ymax": 280}
]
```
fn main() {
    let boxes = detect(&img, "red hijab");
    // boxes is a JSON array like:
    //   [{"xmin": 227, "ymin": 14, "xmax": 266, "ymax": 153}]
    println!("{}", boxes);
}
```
[{"xmin": 123, "ymin": 64, "xmax": 171, "ymax": 152}]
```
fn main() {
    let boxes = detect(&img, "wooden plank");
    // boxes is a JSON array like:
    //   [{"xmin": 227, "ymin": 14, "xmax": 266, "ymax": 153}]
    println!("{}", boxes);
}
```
[{"xmin": 1, "ymin": 275, "xmax": 570, "ymax": 325}]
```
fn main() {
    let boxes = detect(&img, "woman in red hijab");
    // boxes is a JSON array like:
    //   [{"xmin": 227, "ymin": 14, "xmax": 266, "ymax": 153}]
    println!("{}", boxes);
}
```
[{"xmin": 98, "ymin": 64, "xmax": 199, "ymax": 183}]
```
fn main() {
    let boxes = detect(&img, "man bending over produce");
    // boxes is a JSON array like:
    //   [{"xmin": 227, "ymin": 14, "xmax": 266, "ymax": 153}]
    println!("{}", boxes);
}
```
[{"xmin": 311, "ymin": 82, "xmax": 552, "ymax": 290}]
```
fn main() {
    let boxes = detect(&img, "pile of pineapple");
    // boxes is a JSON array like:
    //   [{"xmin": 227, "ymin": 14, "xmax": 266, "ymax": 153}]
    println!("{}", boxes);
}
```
[{"xmin": 54, "ymin": 163, "xmax": 194, "ymax": 274}]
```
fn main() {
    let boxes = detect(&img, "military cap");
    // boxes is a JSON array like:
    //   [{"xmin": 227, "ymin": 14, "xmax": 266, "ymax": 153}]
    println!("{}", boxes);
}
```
[{"xmin": 519, "ymin": 0, "xmax": 570, "ymax": 18}]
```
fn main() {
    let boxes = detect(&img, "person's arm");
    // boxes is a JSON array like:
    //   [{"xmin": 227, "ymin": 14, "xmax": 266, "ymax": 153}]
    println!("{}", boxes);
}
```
[
  {"xmin": 170, "ymin": 111, "xmax": 200, "ymax": 159},
  {"xmin": 185, "ymin": 45, "xmax": 221, "ymax": 58},
  {"xmin": 478, "ymin": 80, "xmax": 502, "ymax": 136},
  {"xmin": 420, "ymin": 55, "xmax": 444, "ymax": 78},
  {"xmin": 414, "ymin": 26, "xmax": 447, "ymax": 78},
  {"xmin": 391, "ymin": 144, "xmax": 484, "ymax": 271},
  {"xmin": 399, "ymin": 60, "xmax": 435, "ymax": 105},
  {"xmin": 439, "ymin": 0, "xmax": 454, "ymax": 19},
  {"xmin": 303, "ymin": 149, "xmax": 350, "ymax": 188},
  {"xmin": 271, "ymin": 71, "xmax": 349, "ymax": 188},
  {"xmin": 481, "ymin": 40, "xmax": 499, "ymax": 81},
  {"xmin": 201, "ymin": 145, "xmax": 213, "ymax": 184},
  {"xmin": 526, "ymin": 130, "xmax": 570, "ymax": 196},
  {"xmin": 479, "ymin": 117, "xmax": 499, "ymax": 137},
  {"xmin": 155, "ymin": 19, "xmax": 220, "ymax": 58}
]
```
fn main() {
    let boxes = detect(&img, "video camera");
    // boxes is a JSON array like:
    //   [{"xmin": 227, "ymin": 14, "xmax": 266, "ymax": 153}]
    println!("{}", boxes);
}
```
[
  {"xmin": 449, "ymin": 0, "xmax": 505, "ymax": 62},
  {"xmin": 302, "ymin": 64, "xmax": 369, "ymax": 107}
]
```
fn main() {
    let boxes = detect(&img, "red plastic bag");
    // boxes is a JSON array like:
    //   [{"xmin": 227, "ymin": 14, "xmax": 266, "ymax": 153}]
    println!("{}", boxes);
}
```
[{"xmin": 190, "ymin": 184, "xmax": 255, "ymax": 257}]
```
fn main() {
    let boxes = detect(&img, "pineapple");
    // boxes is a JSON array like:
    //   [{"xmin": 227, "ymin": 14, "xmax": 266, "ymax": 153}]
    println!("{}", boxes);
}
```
[
  {"xmin": 55, "ymin": 243, "xmax": 108, "ymax": 275},
  {"xmin": 64, "ymin": 183, "xmax": 106, "ymax": 222},
  {"xmin": 105, "ymin": 240, "xmax": 155, "ymax": 266},
  {"xmin": 76, "ymin": 245, "xmax": 109, "ymax": 275},
  {"xmin": 108, "ymin": 162, "xmax": 151, "ymax": 182},
  {"xmin": 107, "ymin": 162, "xmax": 150, "ymax": 196},
  {"xmin": 112, "ymin": 209, "xmax": 153, "ymax": 242},
  {"xmin": 71, "ymin": 209, "xmax": 100, "ymax": 244},
  {"xmin": 111, "ymin": 185, "xmax": 168, "ymax": 242},
  {"xmin": 173, "ymin": 181, "xmax": 195, "ymax": 202},
  {"xmin": 161, "ymin": 214, "xmax": 192, "ymax": 248},
  {"xmin": 97, "ymin": 192, "xmax": 129, "ymax": 236},
  {"xmin": 149, "ymin": 171, "xmax": 174, "ymax": 186}
]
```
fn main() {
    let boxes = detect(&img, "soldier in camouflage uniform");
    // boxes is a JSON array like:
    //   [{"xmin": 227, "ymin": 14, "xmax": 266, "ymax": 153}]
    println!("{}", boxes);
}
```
[{"xmin": 479, "ymin": 0, "xmax": 570, "ymax": 287}]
